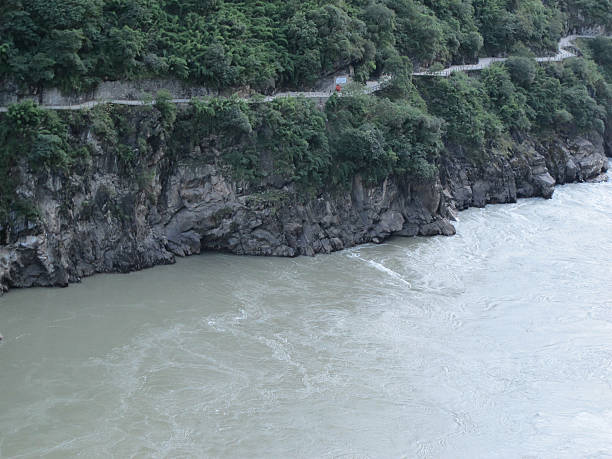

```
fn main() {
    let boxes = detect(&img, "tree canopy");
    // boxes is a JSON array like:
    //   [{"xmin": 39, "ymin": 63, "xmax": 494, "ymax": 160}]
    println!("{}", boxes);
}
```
[{"xmin": 1, "ymin": 0, "xmax": 607, "ymax": 92}]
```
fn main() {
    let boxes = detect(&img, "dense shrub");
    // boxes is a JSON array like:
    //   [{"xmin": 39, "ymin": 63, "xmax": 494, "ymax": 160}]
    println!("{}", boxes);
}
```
[
  {"xmin": 473, "ymin": 0, "xmax": 564, "ymax": 56},
  {"xmin": 585, "ymin": 37, "xmax": 612, "ymax": 80},
  {"xmin": 417, "ymin": 55, "xmax": 609, "ymax": 157},
  {"xmin": 505, "ymin": 56, "xmax": 537, "ymax": 88},
  {"xmin": 527, "ymin": 59, "xmax": 608, "ymax": 133},
  {"xmin": 481, "ymin": 64, "xmax": 531, "ymax": 132},
  {"xmin": 0, "ymin": 101, "xmax": 76, "ymax": 231},
  {"xmin": 325, "ymin": 93, "xmax": 442, "ymax": 184},
  {"xmin": 563, "ymin": 0, "xmax": 612, "ymax": 31},
  {"xmin": 417, "ymin": 73, "xmax": 503, "ymax": 157}
]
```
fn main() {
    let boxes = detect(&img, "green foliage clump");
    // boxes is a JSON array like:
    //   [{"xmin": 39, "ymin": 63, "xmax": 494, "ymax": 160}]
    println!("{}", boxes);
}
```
[
  {"xmin": 526, "ymin": 58, "xmax": 608, "ymax": 133},
  {"xmin": 563, "ymin": 0, "xmax": 612, "ymax": 31},
  {"xmin": 155, "ymin": 90, "xmax": 177, "ymax": 131},
  {"xmin": 417, "ymin": 73, "xmax": 503, "ymax": 157},
  {"xmin": 473, "ymin": 0, "xmax": 564, "ymax": 56},
  {"xmin": 249, "ymin": 98, "xmax": 330, "ymax": 189},
  {"xmin": 190, "ymin": 97, "xmax": 252, "ymax": 139},
  {"xmin": 178, "ymin": 97, "xmax": 329, "ymax": 187},
  {"xmin": 481, "ymin": 64, "xmax": 531, "ymax": 132},
  {"xmin": 418, "ymin": 53, "xmax": 610, "ymax": 160},
  {"xmin": 585, "ymin": 37, "xmax": 612, "ymax": 81},
  {"xmin": 178, "ymin": 92, "xmax": 441, "ymax": 188},
  {"xmin": 0, "ymin": 100, "xmax": 79, "ymax": 234},
  {"xmin": 505, "ymin": 56, "xmax": 537, "ymax": 87},
  {"xmin": 1, "ymin": 100, "xmax": 74, "ymax": 171},
  {"xmin": 325, "ymin": 93, "xmax": 442, "ymax": 184}
]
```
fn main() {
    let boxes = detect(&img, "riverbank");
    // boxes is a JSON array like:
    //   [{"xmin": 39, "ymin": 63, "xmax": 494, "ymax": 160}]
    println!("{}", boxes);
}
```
[
  {"xmin": 1, "ymin": 46, "xmax": 610, "ymax": 295},
  {"xmin": 0, "ymin": 119, "xmax": 607, "ymax": 294}
]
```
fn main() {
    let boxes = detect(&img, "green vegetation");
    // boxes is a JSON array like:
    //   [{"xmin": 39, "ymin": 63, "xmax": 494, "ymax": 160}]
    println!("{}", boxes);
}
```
[
  {"xmin": 473, "ymin": 0, "xmax": 564, "ymax": 55},
  {"xmin": 526, "ymin": 58, "xmax": 609, "ymax": 134},
  {"xmin": 1, "ymin": 0, "xmax": 608, "ymax": 93},
  {"xmin": 562, "ymin": 0, "xmax": 612, "ymax": 31},
  {"xmin": 416, "ymin": 54, "xmax": 610, "ymax": 160},
  {"xmin": 325, "ymin": 93, "xmax": 441, "ymax": 184},
  {"xmin": 172, "ymin": 92, "xmax": 440, "ymax": 188},
  {"xmin": 417, "ymin": 73, "xmax": 502, "ymax": 156},
  {"xmin": 0, "ymin": 100, "xmax": 82, "ymax": 237},
  {"xmin": 582, "ymin": 36, "xmax": 612, "ymax": 81}
]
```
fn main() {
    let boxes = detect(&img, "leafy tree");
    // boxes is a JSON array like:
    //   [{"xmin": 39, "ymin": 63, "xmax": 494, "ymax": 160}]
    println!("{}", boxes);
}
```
[
  {"xmin": 505, "ymin": 56, "xmax": 537, "ymax": 87},
  {"xmin": 417, "ymin": 72, "xmax": 502, "ymax": 154},
  {"xmin": 326, "ymin": 92, "xmax": 442, "ymax": 183},
  {"xmin": 482, "ymin": 64, "xmax": 531, "ymax": 132},
  {"xmin": 564, "ymin": 0, "xmax": 612, "ymax": 30},
  {"xmin": 586, "ymin": 37, "xmax": 612, "ymax": 80}
]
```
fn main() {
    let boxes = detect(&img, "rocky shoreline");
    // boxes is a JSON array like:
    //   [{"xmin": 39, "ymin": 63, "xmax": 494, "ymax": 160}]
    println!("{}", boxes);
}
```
[{"xmin": 0, "ymin": 121, "xmax": 609, "ymax": 295}]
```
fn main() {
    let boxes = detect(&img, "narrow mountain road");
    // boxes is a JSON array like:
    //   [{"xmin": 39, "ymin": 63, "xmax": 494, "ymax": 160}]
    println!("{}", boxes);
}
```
[
  {"xmin": 412, "ymin": 33, "xmax": 600, "ymax": 76},
  {"xmin": 0, "ymin": 32, "xmax": 606, "ymax": 112}
]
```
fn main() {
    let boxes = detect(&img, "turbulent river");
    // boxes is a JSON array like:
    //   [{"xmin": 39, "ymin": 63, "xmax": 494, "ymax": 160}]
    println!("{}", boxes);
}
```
[{"xmin": 1, "ymin": 176, "xmax": 611, "ymax": 458}]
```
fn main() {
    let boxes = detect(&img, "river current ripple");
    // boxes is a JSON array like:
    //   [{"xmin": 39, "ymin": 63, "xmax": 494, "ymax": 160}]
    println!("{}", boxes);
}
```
[{"xmin": 1, "ymin": 176, "xmax": 611, "ymax": 458}]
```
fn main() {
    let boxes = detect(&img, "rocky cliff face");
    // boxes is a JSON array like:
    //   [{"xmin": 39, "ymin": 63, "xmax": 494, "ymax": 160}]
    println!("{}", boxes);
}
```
[
  {"xmin": 442, "ymin": 132, "xmax": 609, "ymax": 212},
  {"xmin": 0, "ymin": 117, "xmax": 608, "ymax": 294}
]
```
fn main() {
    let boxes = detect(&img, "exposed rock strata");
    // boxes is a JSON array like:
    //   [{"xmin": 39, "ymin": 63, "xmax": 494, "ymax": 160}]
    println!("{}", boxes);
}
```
[
  {"xmin": 0, "ymin": 127, "xmax": 608, "ymax": 294},
  {"xmin": 442, "ymin": 133, "xmax": 608, "ymax": 212}
]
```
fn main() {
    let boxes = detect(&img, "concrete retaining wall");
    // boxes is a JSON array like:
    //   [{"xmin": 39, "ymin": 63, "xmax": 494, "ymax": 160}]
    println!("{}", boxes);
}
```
[{"xmin": 0, "ymin": 79, "xmax": 217, "ymax": 107}]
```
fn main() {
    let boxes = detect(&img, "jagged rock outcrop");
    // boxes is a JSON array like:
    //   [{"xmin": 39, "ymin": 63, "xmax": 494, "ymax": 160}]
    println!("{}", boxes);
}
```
[
  {"xmin": 0, "ymin": 124, "xmax": 608, "ymax": 294},
  {"xmin": 441, "ymin": 133, "xmax": 608, "ymax": 214},
  {"xmin": 0, "ymin": 158, "xmax": 454, "ymax": 293}
]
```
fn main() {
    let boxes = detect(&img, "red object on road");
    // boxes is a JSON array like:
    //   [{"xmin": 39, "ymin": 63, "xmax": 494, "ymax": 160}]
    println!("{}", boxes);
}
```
[{"xmin": 335, "ymin": 84, "xmax": 341, "ymax": 92}]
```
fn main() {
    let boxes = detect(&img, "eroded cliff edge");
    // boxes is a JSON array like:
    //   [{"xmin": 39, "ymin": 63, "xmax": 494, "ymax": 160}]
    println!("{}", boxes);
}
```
[{"xmin": 0, "ymin": 105, "xmax": 607, "ymax": 294}]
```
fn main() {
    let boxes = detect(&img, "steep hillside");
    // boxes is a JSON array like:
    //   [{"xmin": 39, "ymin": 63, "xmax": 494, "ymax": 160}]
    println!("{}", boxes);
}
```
[
  {"xmin": 0, "ymin": 54, "xmax": 610, "ymax": 293},
  {"xmin": 1, "ymin": 0, "xmax": 609, "ymax": 93}
]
